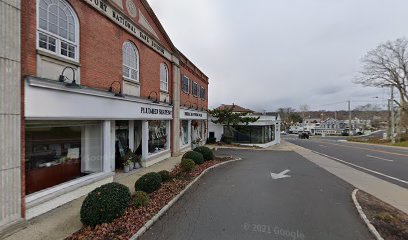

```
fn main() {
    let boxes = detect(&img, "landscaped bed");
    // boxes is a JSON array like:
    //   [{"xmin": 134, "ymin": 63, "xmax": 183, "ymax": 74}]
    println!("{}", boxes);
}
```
[
  {"xmin": 67, "ymin": 155, "xmax": 234, "ymax": 240},
  {"xmin": 357, "ymin": 190, "xmax": 408, "ymax": 240}
]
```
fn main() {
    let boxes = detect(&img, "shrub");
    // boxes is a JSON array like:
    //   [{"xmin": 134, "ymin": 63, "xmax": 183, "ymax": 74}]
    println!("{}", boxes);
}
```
[
  {"xmin": 158, "ymin": 170, "xmax": 172, "ymax": 182},
  {"xmin": 133, "ymin": 191, "xmax": 150, "ymax": 208},
  {"xmin": 180, "ymin": 158, "xmax": 196, "ymax": 172},
  {"xmin": 221, "ymin": 135, "xmax": 232, "ymax": 144},
  {"xmin": 135, "ymin": 172, "xmax": 162, "ymax": 193},
  {"xmin": 206, "ymin": 137, "xmax": 217, "ymax": 144},
  {"xmin": 193, "ymin": 146, "xmax": 215, "ymax": 161},
  {"xmin": 80, "ymin": 182, "xmax": 131, "ymax": 227},
  {"xmin": 182, "ymin": 151, "xmax": 204, "ymax": 165}
]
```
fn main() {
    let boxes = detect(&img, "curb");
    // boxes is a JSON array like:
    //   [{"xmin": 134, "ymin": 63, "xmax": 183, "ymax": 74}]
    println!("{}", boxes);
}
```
[
  {"xmin": 129, "ymin": 158, "xmax": 243, "ymax": 240},
  {"xmin": 345, "ymin": 140, "xmax": 408, "ymax": 150},
  {"xmin": 351, "ymin": 189, "xmax": 384, "ymax": 240}
]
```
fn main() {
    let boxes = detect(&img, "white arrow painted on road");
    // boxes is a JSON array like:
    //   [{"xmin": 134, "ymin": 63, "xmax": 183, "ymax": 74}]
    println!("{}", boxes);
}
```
[{"xmin": 270, "ymin": 169, "xmax": 291, "ymax": 180}]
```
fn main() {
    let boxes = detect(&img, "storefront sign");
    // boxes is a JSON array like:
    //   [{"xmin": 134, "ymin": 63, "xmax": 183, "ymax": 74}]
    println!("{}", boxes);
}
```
[
  {"xmin": 84, "ymin": 0, "xmax": 172, "ymax": 60},
  {"xmin": 141, "ymin": 107, "xmax": 172, "ymax": 116},
  {"xmin": 25, "ymin": 79, "xmax": 173, "ymax": 120},
  {"xmin": 180, "ymin": 109, "xmax": 207, "ymax": 120}
]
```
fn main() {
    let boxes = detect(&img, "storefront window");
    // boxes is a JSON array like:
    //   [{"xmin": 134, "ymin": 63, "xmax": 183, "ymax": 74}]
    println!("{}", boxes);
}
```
[
  {"xmin": 191, "ymin": 120, "xmax": 201, "ymax": 143},
  {"xmin": 25, "ymin": 121, "xmax": 103, "ymax": 194},
  {"xmin": 148, "ymin": 121, "xmax": 169, "ymax": 154},
  {"xmin": 180, "ymin": 120, "xmax": 189, "ymax": 146}
]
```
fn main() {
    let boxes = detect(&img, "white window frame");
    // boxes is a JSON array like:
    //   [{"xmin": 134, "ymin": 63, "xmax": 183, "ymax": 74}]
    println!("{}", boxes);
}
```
[
  {"xmin": 192, "ymin": 81, "xmax": 198, "ymax": 97},
  {"xmin": 122, "ymin": 41, "xmax": 140, "ymax": 82},
  {"xmin": 160, "ymin": 63, "xmax": 168, "ymax": 92},
  {"xmin": 36, "ymin": 0, "xmax": 80, "ymax": 62},
  {"xmin": 182, "ymin": 75, "xmax": 190, "ymax": 94}
]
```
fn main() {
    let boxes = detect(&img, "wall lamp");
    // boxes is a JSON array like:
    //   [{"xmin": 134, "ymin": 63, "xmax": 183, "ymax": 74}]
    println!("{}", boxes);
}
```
[
  {"xmin": 192, "ymin": 103, "xmax": 198, "ymax": 110},
  {"xmin": 108, "ymin": 81, "xmax": 124, "ymax": 98},
  {"xmin": 163, "ymin": 98, "xmax": 173, "ymax": 106},
  {"xmin": 148, "ymin": 91, "xmax": 159, "ymax": 103},
  {"xmin": 59, "ymin": 66, "xmax": 79, "ymax": 87}
]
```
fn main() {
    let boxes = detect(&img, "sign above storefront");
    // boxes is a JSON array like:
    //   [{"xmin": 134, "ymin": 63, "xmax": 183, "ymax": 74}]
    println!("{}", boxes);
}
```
[
  {"xmin": 180, "ymin": 109, "xmax": 207, "ymax": 120},
  {"xmin": 25, "ymin": 79, "xmax": 173, "ymax": 120},
  {"xmin": 84, "ymin": 0, "xmax": 173, "ymax": 61}
]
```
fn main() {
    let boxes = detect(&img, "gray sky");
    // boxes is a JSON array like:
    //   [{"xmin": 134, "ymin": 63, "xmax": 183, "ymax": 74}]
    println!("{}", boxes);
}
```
[{"xmin": 147, "ymin": 0, "xmax": 407, "ymax": 111}]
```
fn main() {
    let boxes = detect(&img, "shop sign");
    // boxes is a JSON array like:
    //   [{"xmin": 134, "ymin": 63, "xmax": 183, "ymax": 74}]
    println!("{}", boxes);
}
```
[
  {"xmin": 180, "ymin": 109, "xmax": 207, "ymax": 120},
  {"xmin": 84, "ymin": 0, "xmax": 172, "ymax": 60}
]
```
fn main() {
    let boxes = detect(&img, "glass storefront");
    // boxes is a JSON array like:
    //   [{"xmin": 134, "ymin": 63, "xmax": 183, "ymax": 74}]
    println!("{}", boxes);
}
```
[
  {"xmin": 25, "ymin": 121, "xmax": 103, "ymax": 194},
  {"xmin": 226, "ymin": 125, "xmax": 275, "ymax": 144},
  {"xmin": 180, "ymin": 120, "xmax": 189, "ymax": 146},
  {"xmin": 148, "ymin": 120, "xmax": 169, "ymax": 154},
  {"xmin": 115, "ymin": 121, "xmax": 129, "ymax": 169}
]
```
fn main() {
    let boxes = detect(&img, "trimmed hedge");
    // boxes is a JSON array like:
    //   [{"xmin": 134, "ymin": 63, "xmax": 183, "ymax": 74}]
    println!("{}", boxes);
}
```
[
  {"xmin": 133, "ymin": 191, "xmax": 150, "ymax": 208},
  {"xmin": 158, "ymin": 170, "xmax": 172, "ymax": 182},
  {"xmin": 180, "ymin": 158, "xmax": 196, "ymax": 172},
  {"xmin": 182, "ymin": 151, "xmax": 204, "ymax": 165},
  {"xmin": 193, "ymin": 146, "xmax": 215, "ymax": 161},
  {"xmin": 80, "ymin": 182, "xmax": 131, "ymax": 227},
  {"xmin": 135, "ymin": 172, "xmax": 162, "ymax": 193}
]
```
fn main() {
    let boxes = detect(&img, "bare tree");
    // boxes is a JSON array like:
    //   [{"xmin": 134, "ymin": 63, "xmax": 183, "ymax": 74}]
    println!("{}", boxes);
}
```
[{"xmin": 355, "ymin": 38, "xmax": 408, "ymax": 112}]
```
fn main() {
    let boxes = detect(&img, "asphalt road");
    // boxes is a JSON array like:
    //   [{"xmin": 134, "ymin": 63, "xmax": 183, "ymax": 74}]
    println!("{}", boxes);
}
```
[
  {"xmin": 285, "ymin": 135, "xmax": 408, "ymax": 189},
  {"xmin": 141, "ymin": 149, "xmax": 372, "ymax": 240}
]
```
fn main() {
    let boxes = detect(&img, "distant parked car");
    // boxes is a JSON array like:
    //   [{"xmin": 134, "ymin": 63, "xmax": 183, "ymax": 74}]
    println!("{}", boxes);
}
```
[
  {"xmin": 281, "ymin": 131, "xmax": 288, "ymax": 135},
  {"xmin": 298, "ymin": 132, "xmax": 309, "ymax": 139}
]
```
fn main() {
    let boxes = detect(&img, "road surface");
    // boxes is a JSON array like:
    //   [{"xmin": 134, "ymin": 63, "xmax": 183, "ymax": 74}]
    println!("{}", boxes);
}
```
[
  {"xmin": 285, "ymin": 135, "xmax": 408, "ymax": 189},
  {"xmin": 141, "ymin": 149, "xmax": 372, "ymax": 240}
]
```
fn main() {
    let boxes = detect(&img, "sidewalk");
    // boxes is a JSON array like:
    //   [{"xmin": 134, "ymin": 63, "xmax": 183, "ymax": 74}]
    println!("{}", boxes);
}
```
[
  {"xmin": 4, "ymin": 155, "xmax": 183, "ymax": 240},
  {"xmin": 285, "ymin": 141, "xmax": 408, "ymax": 214}
]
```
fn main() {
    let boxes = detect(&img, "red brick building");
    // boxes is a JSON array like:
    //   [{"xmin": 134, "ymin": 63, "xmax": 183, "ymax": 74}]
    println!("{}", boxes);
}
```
[{"xmin": 4, "ymin": 0, "xmax": 210, "ymax": 227}]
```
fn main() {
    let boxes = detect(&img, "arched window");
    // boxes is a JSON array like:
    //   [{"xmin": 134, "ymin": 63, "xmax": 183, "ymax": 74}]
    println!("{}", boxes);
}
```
[
  {"xmin": 160, "ymin": 63, "xmax": 168, "ymax": 92},
  {"xmin": 37, "ymin": 0, "xmax": 79, "ymax": 61},
  {"xmin": 122, "ymin": 41, "xmax": 139, "ymax": 81}
]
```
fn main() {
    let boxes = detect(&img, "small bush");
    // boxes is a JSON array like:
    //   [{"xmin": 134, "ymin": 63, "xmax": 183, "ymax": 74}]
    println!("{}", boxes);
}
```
[
  {"xmin": 193, "ymin": 146, "xmax": 215, "ymax": 161},
  {"xmin": 133, "ymin": 191, "xmax": 150, "ymax": 208},
  {"xmin": 182, "ymin": 151, "xmax": 204, "ymax": 165},
  {"xmin": 180, "ymin": 158, "xmax": 196, "ymax": 172},
  {"xmin": 206, "ymin": 137, "xmax": 217, "ymax": 144},
  {"xmin": 80, "ymin": 182, "xmax": 131, "ymax": 227},
  {"xmin": 135, "ymin": 172, "xmax": 162, "ymax": 193},
  {"xmin": 158, "ymin": 170, "xmax": 172, "ymax": 182}
]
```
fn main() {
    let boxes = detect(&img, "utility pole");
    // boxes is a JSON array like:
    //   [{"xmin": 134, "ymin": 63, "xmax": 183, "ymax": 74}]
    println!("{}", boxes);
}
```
[
  {"xmin": 348, "ymin": 100, "xmax": 352, "ymax": 135},
  {"xmin": 389, "ymin": 86, "xmax": 396, "ymax": 144}
]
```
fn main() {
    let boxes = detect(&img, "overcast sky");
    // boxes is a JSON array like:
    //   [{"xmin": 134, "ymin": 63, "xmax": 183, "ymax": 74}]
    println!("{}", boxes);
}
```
[{"xmin": 147, "ymin": 0, "xmax": 407, "ymax": 112}]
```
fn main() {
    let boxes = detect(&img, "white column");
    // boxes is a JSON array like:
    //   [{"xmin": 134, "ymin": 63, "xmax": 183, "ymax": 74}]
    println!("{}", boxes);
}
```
[
  {"xmin": 142, "ymin": 120, "xmax": 149, "ymax": 162},
  {"xmin": 166, "ymin": 121, "xmax": 171, "ymax": 150},
  {"xmin": 188, "ymin": 120, "xmax": 192, "ymax": 146},
  {"xmin": 103, "ymin": 120, "xmax": 112, "ymax": 172},
  {"xmin": 171, "ymin": 61, "xmax": 181, "ymax": 156},
  {"xmin": 129, "ymin": 120, "xmax": 134, "ymax": 151}
]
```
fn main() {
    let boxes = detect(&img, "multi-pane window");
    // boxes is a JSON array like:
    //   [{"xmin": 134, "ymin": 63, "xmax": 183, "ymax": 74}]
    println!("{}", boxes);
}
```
[
  {"xmin": 37, "ymin": 0, "xmax": 78, "ymax": 60},
  {"xmin": 122, "ymin": 41, "xmax": 139, "ymax": 81},
  {"xmin": 181, "ymin": 76, "xmax": 190, "ymax": 93},
  {"xmin": 192, "ymin": 82, "xmax": 198, "ymax": 96},
  {"xmin": 160, "ymin": 63, "xmax": 168, "ymax": 92},
  {"xmin": 200, "ymin": 86, "xmax": 206, "ymax": 99}
]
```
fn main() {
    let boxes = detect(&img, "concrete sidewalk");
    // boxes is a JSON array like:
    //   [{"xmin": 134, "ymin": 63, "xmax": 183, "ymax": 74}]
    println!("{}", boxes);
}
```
[
  {"xmin": 4, "ymin": 155, "xmax": 183, "ymax": 240},
  {"xmin": 285, "ymin": 141, "xmax": 408, "ymax": 214}
]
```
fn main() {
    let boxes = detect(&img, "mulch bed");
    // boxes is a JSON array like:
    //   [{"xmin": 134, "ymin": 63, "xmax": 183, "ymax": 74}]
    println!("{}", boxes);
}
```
[
  {"xmin": 67, "ymin": 157, "xmax": 234, "ymax": 240},
  {"xmin": 357, "ymin": 190, "xmax": 408, "ymax": 240}
]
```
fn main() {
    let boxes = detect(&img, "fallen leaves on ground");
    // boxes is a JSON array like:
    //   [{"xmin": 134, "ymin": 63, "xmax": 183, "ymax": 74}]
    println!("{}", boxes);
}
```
[{"xmin": 67, "ymin": 158, "xmax": 229, "ymax": 240}]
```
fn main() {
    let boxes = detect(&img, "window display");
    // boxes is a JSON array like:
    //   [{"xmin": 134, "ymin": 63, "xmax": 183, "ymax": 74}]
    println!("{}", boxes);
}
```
[
  {"xmin": 25, "ymin": 121, "xmax": 103, "ymax": 194},
  {"xmin": 148, "ymin": 121, "xmax": 169, "ymax": 154},
  {"xmin": 180, "ymin": 120, "xmax": 189, "ymax": 146}
]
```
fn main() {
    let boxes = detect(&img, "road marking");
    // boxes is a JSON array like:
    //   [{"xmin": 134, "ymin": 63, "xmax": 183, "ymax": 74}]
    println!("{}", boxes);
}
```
[
  {"xmin": 312, "ymin": 140, "xmax": 408, "ymax": 157},
  {"xmin": 366, "ymin": 155, "xmax": 394, "ymax": 162},
  {"xmin": 270, "ymin": 169, "xmax": 291, "ymax": 180},
  {"xmin": 312, "ymin": 151, "xmax": 408, "ymax": 185},
  {"xmin": 319, "ymin": 145, "xmax": 328, "ymax": 148}
]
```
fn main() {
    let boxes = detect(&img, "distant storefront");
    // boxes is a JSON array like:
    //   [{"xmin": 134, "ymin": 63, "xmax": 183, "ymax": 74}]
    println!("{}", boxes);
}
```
[{"xmin": 179, "ymin": 108, "xmax": 207, "ymax": 150}]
